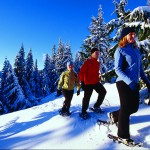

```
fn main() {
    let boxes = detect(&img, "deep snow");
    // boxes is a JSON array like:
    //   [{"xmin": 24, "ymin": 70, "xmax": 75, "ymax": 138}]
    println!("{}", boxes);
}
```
[{"xmin": 0, "ymin": 83, "xmax": 150, "ymax": 149}]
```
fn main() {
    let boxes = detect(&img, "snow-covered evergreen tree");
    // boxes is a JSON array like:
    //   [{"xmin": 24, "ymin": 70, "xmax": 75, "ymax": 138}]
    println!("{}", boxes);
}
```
[
  {"xmin": 0, "ymin": 59, "xmax": 8, "ymax": 114},
  {"xmin": 51, "ymin": 45, "xmax": 57, "ymax": 63},
  {"xmin": 55, "ymin": 39, "xmax": 67, "ymax": 76},
  {"xmin": 50, "ymin": 45, "xmax": 59, "ymax": 92},
  {"xmin": 33, "ymin": 59, "xmax": 43, "ymax": 98},
  {"xmin": 49, "ymin": 56, "xmax": 58, "ymax": 92},
  {"xmin": 14, "ymin": 44, "xmax": 38, "ymax": 106},
  {"xmin": 1, "ymin": 58, "xmax": 28, "ymax": 113},
  {"xmin": 14, "ymin": 44, "xmax": 26, "ymax": 85},
  {"xmin": 81, "ymin": 5, "xmax": 113, "ymax": 73},
  {"xmin": 42, "ymin": 54, "xmax": 52, "ymax": 96},
  {"xmin": 113, "ymin": 0, "xmax": 129, "ymax": 18},
  {"xmin": 26, "ymin": 49, "xmax": 35, "ymax": 94},
  {"xmin": 64, "ymin": 43, "xmax": 73, "ymax": 63}
]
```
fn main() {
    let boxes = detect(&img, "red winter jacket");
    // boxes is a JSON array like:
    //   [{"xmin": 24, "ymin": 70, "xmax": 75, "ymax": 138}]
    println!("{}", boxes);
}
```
[{"xmin": 79, "ymin": 57, "xmax": 100, "ymax": 85}]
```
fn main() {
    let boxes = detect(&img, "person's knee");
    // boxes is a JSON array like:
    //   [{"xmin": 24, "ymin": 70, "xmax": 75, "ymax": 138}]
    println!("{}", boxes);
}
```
[
  {"xmin": 97, "ymin": 85, "xmax": 107, "ymax": 94},
  {"xmin": 101, "ymin": 88, "xmax": 107, "ymax": 96}
]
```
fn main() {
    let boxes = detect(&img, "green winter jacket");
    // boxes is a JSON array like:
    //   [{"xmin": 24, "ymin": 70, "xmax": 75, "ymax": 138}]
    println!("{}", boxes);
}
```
[{"xmin": 58, "ymin": 70, "xmax": 80, "ymax": 91}]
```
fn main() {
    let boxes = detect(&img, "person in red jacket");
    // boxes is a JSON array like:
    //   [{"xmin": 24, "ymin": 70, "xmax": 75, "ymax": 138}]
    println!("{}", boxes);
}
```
[{"xmin": 79, "ymin": 47, "xmax": 107, "ymax": 119}]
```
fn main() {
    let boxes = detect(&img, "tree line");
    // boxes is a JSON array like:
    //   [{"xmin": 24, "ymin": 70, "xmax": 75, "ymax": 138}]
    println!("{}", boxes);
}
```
[
  {"xmin": 0, "ymin": 0, "xmax": 150, "ymax": 114},
  {"xmin": 0, "ymin": 40, "xmax": 83, "ymax": 114}
]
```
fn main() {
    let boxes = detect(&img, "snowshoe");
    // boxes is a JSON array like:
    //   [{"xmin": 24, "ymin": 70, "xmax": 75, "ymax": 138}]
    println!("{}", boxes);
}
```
[
  {"xmin": 97, "ymin": 119, "xmax": 111, "ymax": 132},
  {"xmin": 97, "ymin": 119, "xmax": 110, "ymax": 126},
  {"xmin": 108, "ymin": 134, "xmax": 143, "ymax": 147}
]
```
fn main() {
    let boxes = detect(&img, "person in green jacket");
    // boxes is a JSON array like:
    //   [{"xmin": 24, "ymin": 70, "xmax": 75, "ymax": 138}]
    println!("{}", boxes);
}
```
[{"xmin": 57, "ymin": 61, "xmax": 81, "ymax": 116}]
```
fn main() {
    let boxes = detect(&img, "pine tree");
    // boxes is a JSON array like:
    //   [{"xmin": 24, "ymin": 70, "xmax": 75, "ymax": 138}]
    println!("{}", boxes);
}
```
[
  {"xmin": 14, "ymin": 44, "xmax": 26, "ymax": 85},
  {"xmin": 0, "ymin": 59, "xmax": 8, "ymax": 114},
  {"xmin": 113, "ymin": 0, "xmax": 129, "ymax": 18},
  {"xmin": 55, "ymin": 39, "xmax": 66, "ymax": 76},
  {"xmin": 14, "ymin": 44, "xmax": 38, "ymax": 106},
  {"xmin": 42, "ymin": 54, "xmax": 52, "ymax": 96},
  {"xmin": 64, "ymin": 43, "xmax": 73, "ymax": 63},
  {"xmin": 1, "ymin": 58, "xmax": 28, "ymax": 113},
  {"xmin": 81, "ymin": 5, "xmax": 113, "ymax": 73},
  {"xmin": 26, "ymin": 49, "xmax": 35, "ymax": 94},
  {"xmin": 33, "ymin": 59, "xmax": 43, "ymax": 98},
  {"xmin": 52, "ymin": 45, "xmax": 57, "ymax": 63},
  {"xmin": 49, "ymin": 56, "xmax": 58, "ymax": 92},
  {"xmin": 50, "ymin": 45, "xmax": 59, "ymax": 92}
]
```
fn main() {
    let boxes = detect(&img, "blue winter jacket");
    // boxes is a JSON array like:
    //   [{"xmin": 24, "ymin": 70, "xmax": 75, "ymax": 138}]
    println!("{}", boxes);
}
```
[{"xmin": 114, "ymin": 43, "xmax": 150, "ymax": 90}]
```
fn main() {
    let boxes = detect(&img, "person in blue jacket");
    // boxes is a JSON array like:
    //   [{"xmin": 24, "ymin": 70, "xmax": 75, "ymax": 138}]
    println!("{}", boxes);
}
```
[{"xmin": 108, "ymin": 27, "xmax": 150, "ymax": 142}]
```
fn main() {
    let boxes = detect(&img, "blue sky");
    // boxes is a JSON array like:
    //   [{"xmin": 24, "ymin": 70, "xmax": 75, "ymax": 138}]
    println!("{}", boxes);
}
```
[{"xmin": 0, "ymin": 0, "xmax": 148, "ymax": 70}]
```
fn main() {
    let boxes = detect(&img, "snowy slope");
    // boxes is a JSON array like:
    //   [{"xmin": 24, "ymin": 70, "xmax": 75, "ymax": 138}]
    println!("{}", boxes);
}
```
[{"xmin": 0, "ymin": 83, "xmax": 150, "ymax": 149}]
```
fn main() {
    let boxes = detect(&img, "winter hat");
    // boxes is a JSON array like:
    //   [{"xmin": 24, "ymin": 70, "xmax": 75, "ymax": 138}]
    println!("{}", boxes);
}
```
[
  {"xmin": 67, "ymin": 61, "xmax": 73, "ymax": 67},
  {"xmin": 119, "ymin": 27, "xmax": 135, "ymax": 40},
  {"xmin": 91, "ymin": 47, "xmax": 99, "ymax": 54}
]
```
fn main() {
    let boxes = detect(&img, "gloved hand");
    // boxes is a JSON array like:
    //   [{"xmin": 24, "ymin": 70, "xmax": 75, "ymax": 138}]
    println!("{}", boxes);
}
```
[
  {"xmin": 81, "ymin": 81, "xmax": 85, "ymax": 90},
  {"xmin": 57, "ymin": 89, "xmax": 62, "ymax": 96},
  {"xmin": 129, "ymin": 82, "xmax": 139, "ymax": 91},
  {"xmin": 77, "ymin": 90, "xmax": 80, "ymax": 96}
]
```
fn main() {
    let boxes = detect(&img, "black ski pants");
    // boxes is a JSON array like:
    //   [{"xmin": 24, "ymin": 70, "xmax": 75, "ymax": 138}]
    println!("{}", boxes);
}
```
[
  {"xmin": 82, "ymin": 82, "xmax": 107, "ymax": 114},
  {"xmin": 62, "ymin": 89, "xmax": 74, "ymax": 112},
  {"xmin": 112, "ymin": 81, "xmax": 139, "ymax": 139}
]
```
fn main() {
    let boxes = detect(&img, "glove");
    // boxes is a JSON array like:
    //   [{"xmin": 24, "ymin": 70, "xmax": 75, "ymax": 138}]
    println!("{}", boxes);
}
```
[
  {"xmin": 81, "ymin": 81, "xmax": 85, "ymax": 90},
  {"xmin": 77, "ymin": 90, "xmax": 80, "ymax": 96},
  {"xmin": 57, "ymin": 89, "xmax": 62, "ymax": 96},
  {"xmin": 129, "ymin": 82, "xmax": 139, "ymax": 91}
]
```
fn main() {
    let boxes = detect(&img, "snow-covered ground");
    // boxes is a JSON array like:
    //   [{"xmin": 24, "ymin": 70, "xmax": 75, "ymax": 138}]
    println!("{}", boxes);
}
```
[{"xmin": 0, "ymin": 83, "xmax": 150, "ymax": 149}]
